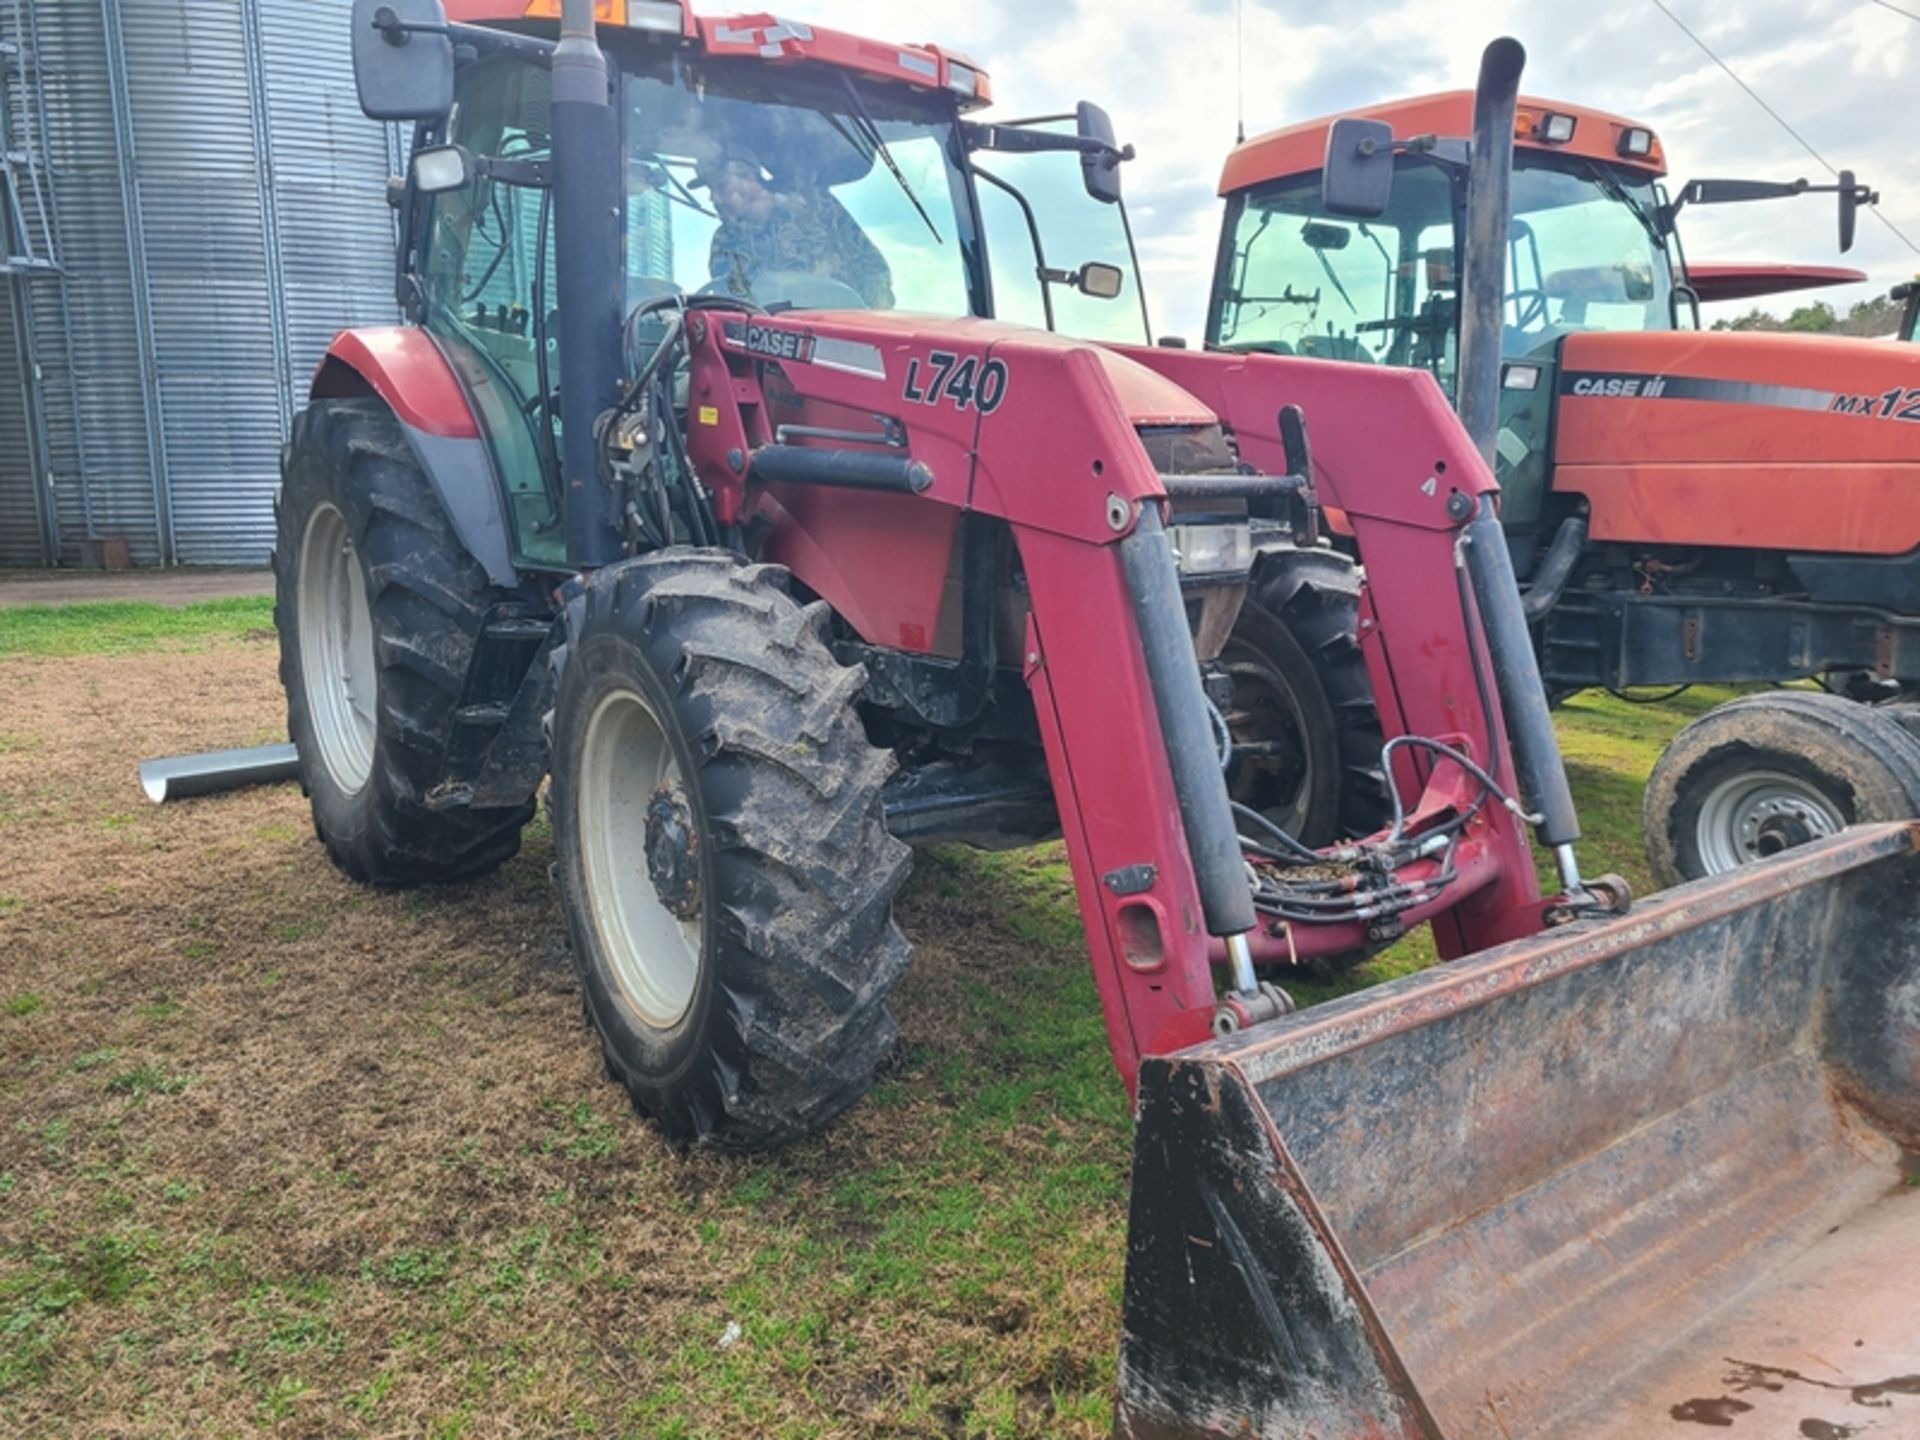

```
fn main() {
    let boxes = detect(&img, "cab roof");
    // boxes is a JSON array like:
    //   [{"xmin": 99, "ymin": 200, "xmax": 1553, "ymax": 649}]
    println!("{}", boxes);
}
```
[
  {"xmin": 442, "ymin": 1, "xmax": 992, "ymax": 107},
  {"xmin": 1219, "ymin": 90, "xmax": 1665, "ymax": 198}
]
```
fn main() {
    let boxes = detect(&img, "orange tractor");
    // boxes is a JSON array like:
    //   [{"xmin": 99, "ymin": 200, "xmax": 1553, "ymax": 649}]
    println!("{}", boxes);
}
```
[
  {"xmin": 307, "ymin": 10, "xmax": 1920, "ymax": 1435},
  {"xmin": 1208, "ymin": 76, "xmax": 1920, "ymax": 887}
]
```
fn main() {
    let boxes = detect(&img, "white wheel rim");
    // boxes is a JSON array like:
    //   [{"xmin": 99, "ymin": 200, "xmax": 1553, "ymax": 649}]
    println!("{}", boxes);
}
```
[
  {"xmin": 578, "ymin": 687, "xmax": 705, "ymax": 1029},
  {"xmin": 1694, "ymin": 769, "xmax": 1845, "ymax": 874},
  {"xmin": 297, "ymin": 502, "xmax": 376, "ymax": 795}
]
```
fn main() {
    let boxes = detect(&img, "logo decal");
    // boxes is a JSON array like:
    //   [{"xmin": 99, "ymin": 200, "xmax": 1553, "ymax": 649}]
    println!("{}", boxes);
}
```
[
  {"xmin": 902, "ymin": 350, "xmax": 1010, "ymax": 415},
  {"xmin": 1557, "ymin": 370, "xmax": 1859, "ymax": 416},
  {"xmin": 1829, "ymin": 387, "xmax": 1920, "ymax": 422},
  {"xmin": 737, "ymin": 322, "xmax": 815, "ymax": 364}
]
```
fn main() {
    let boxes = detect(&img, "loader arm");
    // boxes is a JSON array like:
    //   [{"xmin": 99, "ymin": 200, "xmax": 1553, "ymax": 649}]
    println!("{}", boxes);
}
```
[
  {"xmin": 1122, "ymin": 345, "xmax": 1557, "ymax": 958},
  {"xmin": 684, "ymin": 311, "xmax": 1570, "ymax": 1086}
]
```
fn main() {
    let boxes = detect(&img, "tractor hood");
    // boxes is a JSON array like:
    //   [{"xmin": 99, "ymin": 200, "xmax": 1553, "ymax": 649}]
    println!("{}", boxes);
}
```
[
  {"xmin": 1552, "ymin": 329, "xmax": 1920, "ymax": 556},
  {"xmin": 757, "ymin": 310, "xmax": 1218, "ymax": 431},
  {"xmin": 1556, "ymin": 329, "xmax": 1920, "ymax": 466}
]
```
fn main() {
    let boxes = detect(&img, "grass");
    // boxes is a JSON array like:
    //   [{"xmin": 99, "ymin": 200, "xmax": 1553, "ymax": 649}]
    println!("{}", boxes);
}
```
[
  {"xmin": 0, "ymin": 596, "xmax": 273, "ymax": 658},
  {"xmin": 0, "ymin": 595, "xmax": 1719, "ymax": 1437}
]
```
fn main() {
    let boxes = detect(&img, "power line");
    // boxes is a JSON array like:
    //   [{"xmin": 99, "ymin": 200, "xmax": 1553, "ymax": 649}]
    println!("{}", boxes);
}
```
[
  {"xmin": 1870, "ymin": 0, "xmax": 1920, "ymax": 21},
  {"xmin": 1650, "ymin": 0, "xmax": 1920, "ymax": 255}
]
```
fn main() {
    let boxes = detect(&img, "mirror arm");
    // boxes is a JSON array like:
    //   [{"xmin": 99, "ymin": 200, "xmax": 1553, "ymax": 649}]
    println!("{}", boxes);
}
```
[
  {"xmin": 969, "ymin": 162, "xmax": 1057, "ymax": 333},
  {"xmin": 447, "ymin": 19, "xmax": 557, "ymax": 60},
  {"xmin": 369, "ymin": 5, "xmax": 449, "ymax": 43},
  {"xmin": 961, "ymin": 121, "xmax": 1133, "ymax": 164},
  {"xmin": 478, "ymin": 154, "xmax": 551, "ymax": 188},
  {"xmin": 367, "ymin": 9, "xmax": 557, "ymax": 61}
]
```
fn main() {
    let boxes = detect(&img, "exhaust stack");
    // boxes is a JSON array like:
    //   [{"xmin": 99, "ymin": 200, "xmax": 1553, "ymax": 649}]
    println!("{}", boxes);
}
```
[{"xmin": 552, "ymin": 0, "xmax": 626, "ymax": 568}]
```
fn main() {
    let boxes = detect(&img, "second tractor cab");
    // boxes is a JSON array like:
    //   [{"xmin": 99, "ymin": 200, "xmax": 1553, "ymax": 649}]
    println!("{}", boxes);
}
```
[{"xmin": 1210, "ymin": 83, "xmax": 1920, "ymax": 885}]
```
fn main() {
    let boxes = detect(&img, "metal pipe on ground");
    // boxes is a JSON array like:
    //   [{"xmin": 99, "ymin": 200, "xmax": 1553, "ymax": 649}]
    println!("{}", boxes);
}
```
[{"xmin": 138, "ymin": 743, "xmax": 300, "ymax": 804}]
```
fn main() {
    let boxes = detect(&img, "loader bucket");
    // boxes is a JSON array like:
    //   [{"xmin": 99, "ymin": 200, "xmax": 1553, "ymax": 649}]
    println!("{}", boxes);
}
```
[{"xmin": 1117, "ymin": 823, "xmax": 1920, "ymax": 1440}]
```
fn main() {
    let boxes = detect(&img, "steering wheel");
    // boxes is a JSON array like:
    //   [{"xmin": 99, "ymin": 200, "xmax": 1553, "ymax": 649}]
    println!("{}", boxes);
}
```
[
  {"xmin": 698, "ymin": 270, "xmax": 868, "ymax": 312},
  {"xmin": 1508, "ymin": 287, "xmax": 1550, "ymax": 330}
]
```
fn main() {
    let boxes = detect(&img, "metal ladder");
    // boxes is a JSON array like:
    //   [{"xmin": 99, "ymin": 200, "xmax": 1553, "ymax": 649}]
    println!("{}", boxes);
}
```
[
  {"xmin": 0, "ymin": 0, "xmax": 58, "ymax": 278},
  {"xmin": 2, "ymin": 0, "xmax": 94, "ymax": 564}
]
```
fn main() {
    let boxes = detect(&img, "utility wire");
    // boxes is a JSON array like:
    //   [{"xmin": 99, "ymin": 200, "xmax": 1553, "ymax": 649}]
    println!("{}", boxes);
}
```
[
  {"xmin": 1870, "ymin": 0, "xmax": 1920, "ymax": 21},
  {"xmin": 1650, "ymin": 0, "xmax": 1920, "ymax": 254}
]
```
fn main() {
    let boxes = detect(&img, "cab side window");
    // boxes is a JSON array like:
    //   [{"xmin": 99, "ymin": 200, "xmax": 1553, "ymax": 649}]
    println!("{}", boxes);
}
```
[{"xmin": 422, "ymin": 55, "xmax": 563, "ymax": 564}]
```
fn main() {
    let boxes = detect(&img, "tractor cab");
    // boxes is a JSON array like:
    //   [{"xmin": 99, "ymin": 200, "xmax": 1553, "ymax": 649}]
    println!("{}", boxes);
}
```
[
  {"xmin": 392, "ymin": 1, "xmax": 1151, "ymax": 566},
  {"xmin": 1208, "ymin": 92, "xmax": 1877, "ymax": 563},
  {"xmin": 1208, "ymin": 94, "xmax": 1681, "ymax": 521}
]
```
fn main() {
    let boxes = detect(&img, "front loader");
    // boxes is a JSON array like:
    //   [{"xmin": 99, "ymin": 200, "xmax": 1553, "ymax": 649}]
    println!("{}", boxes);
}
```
[{"xmin": 291, "ymin": 6, "xmax": 1920, "ymax": 1434}]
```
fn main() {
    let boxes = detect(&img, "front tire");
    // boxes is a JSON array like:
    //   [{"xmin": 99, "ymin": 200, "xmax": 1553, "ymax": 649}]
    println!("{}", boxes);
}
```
[
  {"xmin": 1218, "ymin": 547, "xmax": 1389, "ymax": 846},
  {"xmin": 1644, "ymin": 691, "xmax": 1920, "ymax": 886},
  {"xmin": 273, "ymin": 398, "xmax": 533, "ymax": 886},
  {"xmin": 549, "ymin": 553, "xmax": 911, "ymax": 1151}
]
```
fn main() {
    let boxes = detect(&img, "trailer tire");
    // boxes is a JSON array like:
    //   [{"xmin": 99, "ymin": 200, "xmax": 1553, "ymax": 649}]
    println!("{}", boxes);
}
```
[
  {"xmin": 549, "ymin": 553, "xmax": 911, "ymax": 1152},
  {"xmin": 1221, "ymin": 548, "xmax": 1389, "ymax": 846},
  {"xmin": 273, "ymin": 398, "xmax": 533, "ymax": 886},
  {"xmin": 1644, "ymin": 691, "xmax": 1920, "ymax": 887}
]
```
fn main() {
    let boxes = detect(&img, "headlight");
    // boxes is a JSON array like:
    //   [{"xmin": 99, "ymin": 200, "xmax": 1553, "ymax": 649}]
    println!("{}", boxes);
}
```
[{"xmin": 1170, "ymin": 524, "xmax": 1252, "ymax": 578}]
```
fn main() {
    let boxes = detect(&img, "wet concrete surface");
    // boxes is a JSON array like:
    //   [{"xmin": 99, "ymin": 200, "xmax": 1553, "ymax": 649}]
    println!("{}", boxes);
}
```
[{"xmin": 0, "ymin": 567, "xmax": 272, "ymax": 607}]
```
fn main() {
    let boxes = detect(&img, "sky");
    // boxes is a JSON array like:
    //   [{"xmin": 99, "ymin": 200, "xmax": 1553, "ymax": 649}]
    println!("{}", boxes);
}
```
[{"xmin": 787, "ymin": 0, "xmax": 1919, "ymax": 340}]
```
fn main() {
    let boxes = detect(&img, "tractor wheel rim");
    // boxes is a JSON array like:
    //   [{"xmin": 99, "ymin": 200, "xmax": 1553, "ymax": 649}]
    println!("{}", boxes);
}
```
[
  {"xmin": 1694, "ymin": 770, "xmax": 1845, "ymax": 874},
  {"xmin": 297, "ymin": 502, "xmax": 376, "ymax": 795},
  {"xmin": 578, "ymin": 687, "xmax": 704, "ymax": 1029},
  {"xmin": 1219, "ymin": 646, "xmax": 1315, "ymax": 841}
]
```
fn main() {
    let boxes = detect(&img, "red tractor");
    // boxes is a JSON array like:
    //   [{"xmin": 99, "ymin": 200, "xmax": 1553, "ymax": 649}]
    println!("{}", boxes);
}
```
[
  {"xmin": 292, "ymin": 11, "xmax": 1920, "ymax": 1432},
  {"xmin": 301, "ymin": 0, "xmax": 1602, "ymax": 1144},
  {"xmin": 1209, "ymin": 75, "xmax": 1920, "ymax": 888}
]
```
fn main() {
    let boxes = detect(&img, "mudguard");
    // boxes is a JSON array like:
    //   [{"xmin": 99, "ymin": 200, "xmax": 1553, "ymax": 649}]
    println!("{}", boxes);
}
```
[{"xmin": 310, "ymin": 327, "xmax": 519, "ymax": 587}]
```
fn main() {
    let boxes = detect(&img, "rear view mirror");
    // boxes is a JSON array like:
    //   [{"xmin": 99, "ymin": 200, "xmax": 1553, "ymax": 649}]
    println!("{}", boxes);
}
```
[
  {"xmin": 1076, "ymin": 261, "xmax": 1125, "ymax": 300},
  {"xmin": 1300, "ymin": 221, "xmax": 1351, "ymax": 252},
  {"xmin": 1322, "ymin": 117, "xmax": 1394, "ymax": 219},
  {"xmin": 1671, "ymin": 172, "xmax": 1878, "ymax": 255},
  {"xmin": 1077, "ymin": 102, "xmax": 1125, "ymax": 205},
  {"xmin": 352, "ymin": 0, "xmax": 454, "ymax": 122}
]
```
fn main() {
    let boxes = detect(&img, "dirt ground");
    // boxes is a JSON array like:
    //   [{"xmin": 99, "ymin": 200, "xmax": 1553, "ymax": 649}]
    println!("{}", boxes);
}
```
[
  {"xmin": 0, "ymin": 569, "xmax": 274, "ymax": 609},
  {"xmin": 0, "ymin": 632, "xmax": 1131, "ymax": 1438}
]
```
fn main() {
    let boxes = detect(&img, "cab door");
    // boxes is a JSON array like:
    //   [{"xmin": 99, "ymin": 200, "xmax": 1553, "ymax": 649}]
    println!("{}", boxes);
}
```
[{"xmin": 418, "ymin": 52, "xmax": 565, "ymax": 567}]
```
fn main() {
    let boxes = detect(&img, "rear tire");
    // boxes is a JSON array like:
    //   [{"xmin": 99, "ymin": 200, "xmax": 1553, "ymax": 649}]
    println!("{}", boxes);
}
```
[
  {"xmin": 273, "ymin": 398, "xmax": 533, "ymax": 886},
  {"xmin": 1219, "ymin": 547, "xmax": 1389, "ymax": 846},
  {"xmin": 549, "ymin": 553, "xmax": 911, "ymax": 1151},
  {"xmin": 1644, "ymin": 691, "xmax": 1920, "ymax": 887}
]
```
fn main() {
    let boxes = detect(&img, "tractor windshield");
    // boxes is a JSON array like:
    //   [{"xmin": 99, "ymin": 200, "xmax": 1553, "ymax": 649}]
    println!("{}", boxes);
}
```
[
  {"xmin": 621, "ymin": 57, "xmax": 980, "ymax": 316},
  {"xmin": 1210, "ymin": 152, "xmax": 1675, "ymax": 386}
]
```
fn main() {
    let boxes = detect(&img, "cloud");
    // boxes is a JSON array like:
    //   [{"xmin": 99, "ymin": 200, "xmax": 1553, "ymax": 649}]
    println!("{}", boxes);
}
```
[{"xmin": 796, "ymin": 0, "xmax": 1918, "ymax": 336}]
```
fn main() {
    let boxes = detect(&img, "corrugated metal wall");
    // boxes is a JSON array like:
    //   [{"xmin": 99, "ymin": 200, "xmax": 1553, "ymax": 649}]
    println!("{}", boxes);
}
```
[
  {"xmin": 1, "ymin": 0, "xmax": 154, "ymax": 566},
  {"xmin": 0, "ymin": 0, "xmax": 398, "ymax": 568}
]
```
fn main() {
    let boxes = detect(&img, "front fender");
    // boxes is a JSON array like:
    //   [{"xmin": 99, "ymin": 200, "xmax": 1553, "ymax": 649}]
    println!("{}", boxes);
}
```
[{"xmin": 311, "ymin": 328, "xmax": 519, "ymax": 587}]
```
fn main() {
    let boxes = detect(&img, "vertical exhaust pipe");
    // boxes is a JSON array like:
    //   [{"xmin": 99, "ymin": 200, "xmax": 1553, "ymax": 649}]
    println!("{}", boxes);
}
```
[
  {"xmin": 552, "ymin": 0, "xmax": 626, "ymax": 569},
  {"xmin": 1453, "ymin": 39, "xmax": 1585, "ymax": 875},
  {"xmin": 1455, "ymin": 37, "xmax": 1524, "ymax": 468}
]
